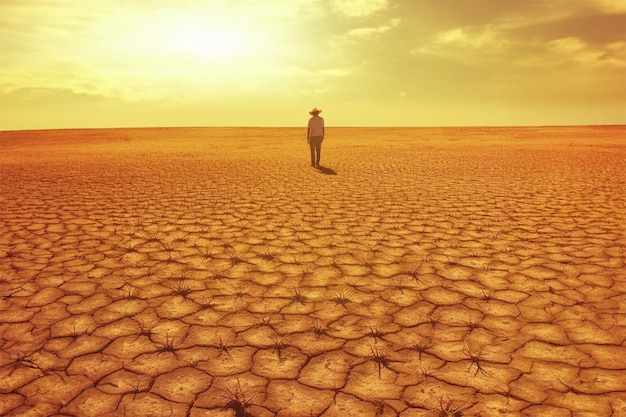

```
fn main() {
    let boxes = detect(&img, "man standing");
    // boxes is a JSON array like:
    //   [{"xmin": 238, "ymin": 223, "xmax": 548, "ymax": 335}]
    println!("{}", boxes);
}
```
[{"xmin": 307, "ymin": 107, "xmax": 325, "ymax": 167}]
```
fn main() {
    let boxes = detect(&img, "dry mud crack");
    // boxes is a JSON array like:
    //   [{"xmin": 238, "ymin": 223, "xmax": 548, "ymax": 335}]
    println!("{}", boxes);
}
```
[{"xmin": 1, "ymin": 127, "xmax": 625, "ymax": 416}]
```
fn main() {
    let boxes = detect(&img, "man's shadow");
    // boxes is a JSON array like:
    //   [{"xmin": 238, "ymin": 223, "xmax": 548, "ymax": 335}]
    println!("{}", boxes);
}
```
[{"xmin": 315, "ymin": 165, "xmax": 337, "ymax": 175}]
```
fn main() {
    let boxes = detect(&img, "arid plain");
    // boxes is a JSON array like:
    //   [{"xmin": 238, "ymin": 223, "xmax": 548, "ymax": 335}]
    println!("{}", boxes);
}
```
[{"xmin": 0, "ymin": 126, "xmax": 625, "ymax": 417}]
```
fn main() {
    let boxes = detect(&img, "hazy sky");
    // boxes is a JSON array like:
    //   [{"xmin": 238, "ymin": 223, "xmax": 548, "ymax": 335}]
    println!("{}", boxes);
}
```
[{"xmin": 1, "ymin": 0, "xmax": 625, "ymax": 129}]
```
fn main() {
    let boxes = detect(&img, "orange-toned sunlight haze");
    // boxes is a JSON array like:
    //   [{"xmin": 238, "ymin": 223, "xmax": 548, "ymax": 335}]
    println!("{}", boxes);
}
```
[{"xmin": 1, "ymin": 0, "xmax": 625, "ymax": 129}]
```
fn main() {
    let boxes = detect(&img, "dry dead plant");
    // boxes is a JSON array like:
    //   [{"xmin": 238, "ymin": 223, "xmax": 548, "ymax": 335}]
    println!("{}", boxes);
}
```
[
  {"xmin": 367, "ymin": 324, "xmax": 385, "ymax": 341},
  {"xmin": 221, "ymin": 379, "xmax": 257, "ymax": 417},
  {"xmin": 291, "ymin": 288, "xmax": 308, "ymax": 305},
  {"xmin": 464, "ymin": 341, "xmax": 490, "ymax": 377},
  {"xmin": 198, "ymin": 296, "xmax": 218, "ymax": 311},
  {"xmin": 133, "ymin": 319, "xmax": 156, "ymax": 342},
  {"xmin": 419, "ymin": 364, "xmax": 433, "ymax": 383},
  {"xmin": 257, "ymin": 315, "xmax": 272, "ymax": 327},
  {"xmin": 368, "ymin": 343, "xmax": 393, "ymax": 379},
  {"xmin": 271, "ymin": 335, "xmax": 287, "ymax": 360},
  {"xmin": 198, "ymin": 246, "xmax": 213, "ymax": 260},
  {"xmin": 408, "ymin": 263, "xmax": 423, "ymax": 283},
  {"xmin": 412, "ymin": 338, "xmax": 430, "ymax": 362},
  {"xmin": 225, "ymin": 247, "xmax": 244, "ymax": 266},
  {"xmin": 209, "ymin": 268, "xmax": 228, "ymax": 281},
  {"xmin": 331, "ymin": 288, "xmax": 350, "ymax": 308},
  {"xmin": 171, "ymin": 279, "xmax": 193, "ymax": 298},
  {"xmin": 156, "ymin": 334, "xmax": 180, "ymax": 358},
  {"xmin": 359, "ymin": 252, "xmax": 376, "ymax": 270},
  {"xmin": 259, "ymin": 247, "xmax": 276, "ymax": 261},
  {"xmin": 430, "ymin": 396, "xmax": 473, "ymax": 417},
  {"xmin": 312, "ymin": 321, "xmax": 327, "ymax": 339},
  {"xmin": 217, "ymin": 337, "xmax": 231, "ymax": 357}
]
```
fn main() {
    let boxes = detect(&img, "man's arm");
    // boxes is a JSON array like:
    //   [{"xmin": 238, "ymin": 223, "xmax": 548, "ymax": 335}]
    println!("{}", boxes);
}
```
[{"xmin": 307, "ymin": 127, "xmax": 311, "ymax": 143}]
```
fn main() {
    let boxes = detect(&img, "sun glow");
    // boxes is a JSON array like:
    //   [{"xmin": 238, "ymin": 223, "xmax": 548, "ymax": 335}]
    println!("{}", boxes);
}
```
[{"xmin": 170, "ymin": 27, "xmax": 245, "ymax": 59}]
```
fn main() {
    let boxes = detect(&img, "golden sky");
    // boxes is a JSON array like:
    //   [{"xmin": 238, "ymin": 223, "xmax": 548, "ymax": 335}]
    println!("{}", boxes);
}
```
[{"xmin": 1, "ymin": 0, "xmax": 625, "ymax": 129}]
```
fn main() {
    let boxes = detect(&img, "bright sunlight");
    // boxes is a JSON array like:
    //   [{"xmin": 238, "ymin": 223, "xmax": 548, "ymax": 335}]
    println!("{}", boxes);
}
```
[{"xmin": 170, "ymin": 27, "xmax": 244, "ymax": 59}]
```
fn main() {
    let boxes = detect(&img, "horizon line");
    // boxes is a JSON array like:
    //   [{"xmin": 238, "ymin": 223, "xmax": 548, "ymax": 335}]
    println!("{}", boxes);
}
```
[{"xmin": 2, "ymin": 124, "xmax": 624, "ymax": 133}]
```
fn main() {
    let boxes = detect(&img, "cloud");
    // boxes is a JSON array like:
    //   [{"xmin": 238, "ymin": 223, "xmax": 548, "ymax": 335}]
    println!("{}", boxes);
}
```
[
  {"xmin": 330, "ymin": 0, "xmax": 389, "ymax": 17},
  {"xmin": 516, "ymin": 38, "xmax": 626, "ymax": 70},
  {"xmin": 346, "ymin": 18, "xmax": 400, "ymax": 39},
  {"xmin": 413, "ymin": 25, "xmax": 510, "ymax": 60},
  {"xmin": 0, "ymin": 86, "xmax": 105, "ymax": 105},
  {"xmin": 413, "ymin": 7, "xmax": 625, "ymax": 70},
  {"xmin": 434, "ymin": 27, "xmax": 495, "ymax": 48},
  {"xmin": 507, "ymin": 12, "xmax": 626, "ymax": 45},
  {"xmin": 586, "ymin": 0, "xmax": 626, "ymax": 14}
]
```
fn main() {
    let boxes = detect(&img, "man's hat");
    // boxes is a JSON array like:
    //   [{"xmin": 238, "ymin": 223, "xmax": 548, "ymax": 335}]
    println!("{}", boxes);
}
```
[{"xmin": 309, "ymin": 107, "xmax": 322, "ymax": 115}]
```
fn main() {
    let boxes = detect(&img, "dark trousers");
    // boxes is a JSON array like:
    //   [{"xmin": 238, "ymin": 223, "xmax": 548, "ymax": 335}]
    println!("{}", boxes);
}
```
[{"xmin": 309, "ymin": 136, "xmax": 323, "ymax": 166}]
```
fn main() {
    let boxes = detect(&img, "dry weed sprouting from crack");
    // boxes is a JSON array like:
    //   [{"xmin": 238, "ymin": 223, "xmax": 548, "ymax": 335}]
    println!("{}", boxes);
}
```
[
  {"xmin": 259, "ymin": 247, "xmax": 276, "ymax": 261},
  {"xmin": 368, "ymin": 324, "xmax": 386, "ymax": 341},
  {"xmin": 198, "ymin": 296, "xmax": 218, "ymax": 311},
  {"xmin": 198, "ymin": 246, "xmax": 214, "ymax": 260},
  {"xmin": 426, "ymin": 312, "xmax": 439, "ymax": 327},
  {"xmin": 331, "ymin": 288, "xmax": 350, "ymax": 308},
  {"xmin": 257, "ymin": 315, "xmax": 273, "ymax": 327},
  {"xmin": 221, "ymin": 379, "xmax": 257, "ymax": 417},
  {"xmin": 291, "ymin": 254, "xmax": 303, "ymax": 266},
  {"xmin": 359, "ymin": 252, "xmax": 376, "ymax": 270},
  {"xmin": 133, "ymin": 319, "xmax": 156, "ymax": 342},
  {"xmin": 464, "ymin": 341, "xmax": 491, "ymax": 377},
  {"xmin": 368, "ymin": 343, "xmax": 393, "ymax": 379},
  {"xmin": 462, "ymin": 316, "xmax": 484, "ymax": 335},
  {"xmin": 412, "ymin": 338, "xmax": 430, "ymax": 362},
  {"xmin": 209, "ymin": 268, "xmax": 228, "ymax": 281},
  {"xmin": 172, "ymin": 233, "xmax": 187, "ymax": 244},
  {"xmin": 271, "ymin": 335, "xmax": 287, "ymax": 359},
  {"xmin": 408, "ymin": 264, "xmax": 423, "ymax": 283},
  {"xmin": 161, "ymin": 239, "xmax": 176, "ymax": 253},
  {"xmin": 171, "ymin": 279, "xmax": 193, "ymax": 298},
  {"xmin": 217, "ymin": 337, "xmax": 231, "ymax": 357},
  {"xmin": 120, "ymin": 240, "xmax": 139, "ymax": 254},
  {"xmin": 165, "ymin": 248, "xmax": 183, "ymax": 264},
  {"xmin": 431, "ymin": 396, "xmax": 474, "ymax": 417},
  {"xmin": 144, "ymin": 231, "xmax": 162, "ymax": 244},
  {"xmin": 231, "ymin": 286, "xmax": 248, "ymax": 302},
  {"xmin": 419, "ymin": 364, "xmax": 434, "ymax": 383},
  {"xmin": 155, "ymin": 334, "xmax": 180, "ymax": 358},
  {"xmin": 225, "ymin": 247, "xmax": 245, "ymax": 266},
  {"xmin": 291, "ymin": 288, "xmax": 308, "ymax": 305},
  {"xmin": 125, "ymin": 378, "xmax": 149, "ymax": 400},
  {"xmin": 312, "ymin": 321, "xmax": 327, "ymax": 339}
]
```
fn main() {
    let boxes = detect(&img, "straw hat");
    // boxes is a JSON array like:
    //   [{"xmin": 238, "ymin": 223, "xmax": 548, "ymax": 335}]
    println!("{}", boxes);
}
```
[{"xmin": 309, "ymin": 107, "xmax": 322, "ymax": 115}]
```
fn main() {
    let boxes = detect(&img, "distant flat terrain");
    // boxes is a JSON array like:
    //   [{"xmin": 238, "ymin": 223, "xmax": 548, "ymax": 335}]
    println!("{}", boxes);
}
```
[{"xmin": 1, "ymin": 126, "xmax": 625, "ymax": 416}]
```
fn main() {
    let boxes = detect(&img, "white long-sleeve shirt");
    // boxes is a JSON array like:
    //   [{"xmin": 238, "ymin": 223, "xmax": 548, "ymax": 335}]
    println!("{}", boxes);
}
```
[{"xmin": 307, "ymin": 115, "xmax": 325, "ymax": 137}]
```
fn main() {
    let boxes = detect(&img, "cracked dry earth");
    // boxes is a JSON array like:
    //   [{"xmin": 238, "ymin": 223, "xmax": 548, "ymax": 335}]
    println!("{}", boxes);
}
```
[{"xmin": 1, "ymin": 126, "xmax": 625, "ymax": 417}]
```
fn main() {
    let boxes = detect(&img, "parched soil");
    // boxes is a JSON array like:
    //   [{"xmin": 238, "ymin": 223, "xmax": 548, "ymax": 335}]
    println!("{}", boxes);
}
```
[{"xmin": 1, "ymin": 126, "xmax": 625, "ymax": 416}]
